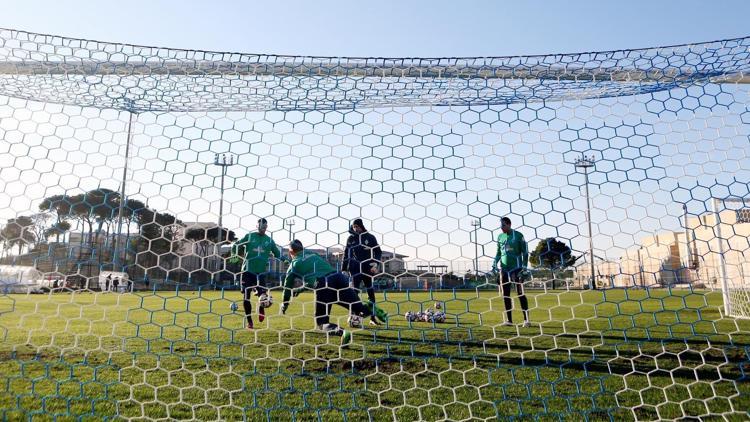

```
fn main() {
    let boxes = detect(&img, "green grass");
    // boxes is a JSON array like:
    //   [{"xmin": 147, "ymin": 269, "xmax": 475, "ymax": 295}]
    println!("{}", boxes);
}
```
[{"xmin": 0, "ymin": 288, "xmax": 748, "ymax": 421}]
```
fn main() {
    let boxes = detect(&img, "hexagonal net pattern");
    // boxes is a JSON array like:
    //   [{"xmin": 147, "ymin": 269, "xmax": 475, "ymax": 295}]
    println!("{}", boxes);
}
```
[{"xmin": 0, "ymin": 28, "xmax": 749, "ymax": 420}]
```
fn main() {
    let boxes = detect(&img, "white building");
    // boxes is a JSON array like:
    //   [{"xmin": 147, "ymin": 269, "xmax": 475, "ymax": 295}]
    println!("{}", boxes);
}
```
[{"xmin": 573, "ymin": 209, "xmax": 750, "ymax": 290}]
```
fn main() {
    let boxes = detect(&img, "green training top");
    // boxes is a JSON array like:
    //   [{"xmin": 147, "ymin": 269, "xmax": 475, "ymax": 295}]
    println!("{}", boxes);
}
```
[
  {"xmin": 231, "ymin": 232, "xmax": 281, "ymax": 274},
  {"xmin": 282, "ymin": 252, "xmax": 335, "ymax": 304},
  {"xmin": 493, "ymin": 229, "xmax": 528, "ymax": 271}
]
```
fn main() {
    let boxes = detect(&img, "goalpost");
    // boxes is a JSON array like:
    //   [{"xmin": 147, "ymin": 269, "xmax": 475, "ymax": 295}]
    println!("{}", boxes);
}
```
[{"xmin": 712, "ymin": 197, "xmax": 750, "ymax": 318}]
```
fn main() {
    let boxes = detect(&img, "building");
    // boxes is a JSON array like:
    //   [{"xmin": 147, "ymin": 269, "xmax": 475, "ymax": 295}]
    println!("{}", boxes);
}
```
[
  {"xmin": 573, "ymin": 257, "xmax": 625, "ymax": 289},
  {"xmin": 382, "ymin": 251, "xmax": 408, "ymax": 274},
  {"xmin": 591, "ymin": 209, "xmax": 750, "ymax": 289},
  {"xmin": 570, "ymin": 208, "xmax": 750, "ymax": 291}
]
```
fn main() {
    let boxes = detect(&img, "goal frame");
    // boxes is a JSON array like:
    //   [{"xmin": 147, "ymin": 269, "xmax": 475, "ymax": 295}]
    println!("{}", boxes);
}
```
[{"xmin": 711, "ymin": 197, "xmax": 750, "ymax": 318}]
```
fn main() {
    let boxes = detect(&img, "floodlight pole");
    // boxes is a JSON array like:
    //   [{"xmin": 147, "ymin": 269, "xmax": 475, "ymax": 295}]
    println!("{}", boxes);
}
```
[
  {"xmin": 637, "ymin": 246, "xmax": 645, "ymax": 287},
  {"xmin": 471, "ymin": 219, "xmax": 480, "ymax": 276},
  {"xmin": 575, "ymin": 154, "xmax": 596, "ymax": 290},
  {"xmin": 214, "ymin": 153, "xmax": 235, "ymax": 236},
  {"xmin": 114, "ymin": 101, "xmax": 136, "ymax": 275},
  {"xmin": 681, "ymin": 203, "xmax": 697, "ymax": 272},
  {"xmin": 213, "ymin": 153, "xmax": 235, "ymax": 282}
]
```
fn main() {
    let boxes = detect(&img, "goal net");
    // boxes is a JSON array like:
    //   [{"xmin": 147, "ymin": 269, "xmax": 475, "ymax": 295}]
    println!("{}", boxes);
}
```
[{"xmin": 0, "ymin": 28, "xmax": 748, "ymax": 420}]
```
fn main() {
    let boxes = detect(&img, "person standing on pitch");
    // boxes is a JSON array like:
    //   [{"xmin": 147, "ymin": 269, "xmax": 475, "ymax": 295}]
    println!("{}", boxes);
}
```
[
  {"xmin": 231, "ymin": 218, "xmax": 281, "ymax": 329},
  {"xmin": 342, "ymin": 218, "xmax": 383, "ymax": 326},
  {"xmin": 491, "ymin": 216, "xmax": 531, "ymax": 327},
  {"xmin": 281, "ymin": 239, "xmax": 388, "ymax": 346}
]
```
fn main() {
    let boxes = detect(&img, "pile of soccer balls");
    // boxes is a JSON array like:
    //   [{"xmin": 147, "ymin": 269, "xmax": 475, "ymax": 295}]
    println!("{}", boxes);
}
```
[{"xmin": 404, "ymin": 302, "xmax": 447, "ymax": 323}]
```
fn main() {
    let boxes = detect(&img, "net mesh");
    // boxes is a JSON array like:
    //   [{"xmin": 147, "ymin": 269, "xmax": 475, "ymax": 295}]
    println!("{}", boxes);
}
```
[{"xmin": 0, "ymin": 28, "xmax": 749, "ymax": 420}]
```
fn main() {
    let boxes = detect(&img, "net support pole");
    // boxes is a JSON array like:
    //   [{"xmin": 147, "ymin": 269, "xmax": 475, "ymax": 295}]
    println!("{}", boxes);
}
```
[{"xmin": 712, "ymin": 198, "xmax": 731, "ymax": 317}]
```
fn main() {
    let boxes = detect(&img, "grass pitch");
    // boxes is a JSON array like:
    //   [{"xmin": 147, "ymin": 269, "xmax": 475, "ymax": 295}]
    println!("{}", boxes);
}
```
[{"xmin": 0, "ymin": 288, "xmax": 748, "ymax": 420}]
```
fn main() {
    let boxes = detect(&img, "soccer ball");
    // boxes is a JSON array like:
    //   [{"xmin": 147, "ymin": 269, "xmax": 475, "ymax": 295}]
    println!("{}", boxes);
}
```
[
  {"xmin": 434, "ymin": 302, "xmax": 443, "ymax": 310},
  {"xmin": 258, "ymin": 294, "xmax": 273, "ymax": 308},
  {"xmin": 348, "ymin": 314, "xmax": 363, "ymax": 328},
  {"xmin": 405, "ymin": 311, "xmax": 417, "ymax": 322},
  {"xmin": 229, "ymin": 302, "xmax": 238, "ymax": 312},
  {"xmin": 420, "ymin": 309, "xmax": 434, "ymax": 322},
  {"xmin": 432, "ymin": 311, "xmax": 446, "ymax": 323}
]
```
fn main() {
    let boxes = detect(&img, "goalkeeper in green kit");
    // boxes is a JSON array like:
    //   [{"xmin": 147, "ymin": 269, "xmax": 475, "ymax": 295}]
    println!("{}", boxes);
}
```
[
  {"xmin": 230, "ymin": 218, "xmax": 281, "ymax": 329},
  {"xmin": 281, "ymin": 239, "xmax": 388, "ymax": 345},
  {"xmin": 492, "ymin": 217, "xmax": 531, "ymax": 327}
]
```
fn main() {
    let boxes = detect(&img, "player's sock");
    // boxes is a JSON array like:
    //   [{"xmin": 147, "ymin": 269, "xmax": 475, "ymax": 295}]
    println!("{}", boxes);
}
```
[
  {"xmin": 371, "ymin": 303, "xmax": 388, "ymax": 324},
  {"xmin": 341, "ymin": 330, "xmax": 352, "ymax": 346}
]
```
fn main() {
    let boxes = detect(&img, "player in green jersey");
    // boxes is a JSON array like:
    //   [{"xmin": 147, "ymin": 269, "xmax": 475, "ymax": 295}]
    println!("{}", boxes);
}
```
[
  {"xmin": 492, "ymin": 216, "xmax": 531, "ymax": 327},
  {"xmin": 281, "ymin": 239, "xmax": 388, "ymax": 345},
  {"xmin": 230, "ymin": 218, "xmax": 281, "ymax": 329}
]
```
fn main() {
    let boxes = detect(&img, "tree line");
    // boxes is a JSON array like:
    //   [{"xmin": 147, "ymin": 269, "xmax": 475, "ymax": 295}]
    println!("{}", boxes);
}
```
[
  {"xmin": 1, "ymin": 189, "xmax": 579, "ymax": 281},
  {"xmin": 0, "ymin": 188, "xmax": 235, "ymax": 273}
]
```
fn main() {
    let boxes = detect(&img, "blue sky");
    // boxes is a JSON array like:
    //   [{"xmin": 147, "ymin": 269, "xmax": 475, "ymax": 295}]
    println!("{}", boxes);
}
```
[{"xmin": 1, "ymin": 1, "xmax": 749, "ymax": 57}]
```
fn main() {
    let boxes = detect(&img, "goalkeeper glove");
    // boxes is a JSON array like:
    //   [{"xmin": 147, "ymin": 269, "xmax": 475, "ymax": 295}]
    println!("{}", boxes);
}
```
[{"xmin": 519, "ymin": 269, "xmax": 532, "ymax": 282}]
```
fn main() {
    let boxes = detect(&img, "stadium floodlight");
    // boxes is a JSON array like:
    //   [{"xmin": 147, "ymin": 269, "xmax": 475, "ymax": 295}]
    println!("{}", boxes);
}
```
[
  {"xmin": 575, "ymin": 154, "xmax": 596, "ymax": 290},
  {"xmin": 285, "ymin": 218, "xmax": 296, "ymax": 242},
  {"xmin": 213, "ymin": 153, "xmax": 234, "ymax": 285},
  {"xmin": 213, "ymin": 153, "xmax": 235, "ymax": 239}
]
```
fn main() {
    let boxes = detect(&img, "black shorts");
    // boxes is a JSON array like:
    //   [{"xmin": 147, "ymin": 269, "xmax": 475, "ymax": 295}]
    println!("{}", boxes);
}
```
[
  {"xmin": 499, "ymin": 269, "xmax": 525, "ymax": 296},
  {"xmin": 351, "ymin": 272, "xmax": 374, "ymax": 289},
  {"xmin": 241, "ymin": 272, "xmax": 266, "ymax": 292}
]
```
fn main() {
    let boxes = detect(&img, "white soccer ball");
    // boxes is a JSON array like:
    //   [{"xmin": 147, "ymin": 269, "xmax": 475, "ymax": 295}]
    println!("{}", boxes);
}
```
[
  {"xmin": 432, "ymin": 312, "xmax": 446, "ymax": 323},
  {"xmin": 434, "ymin": 302, "xmax": 443, "ymax": 310},
  {"xmin": 258, "ymin": 294, "xmax": 273, "ymax": 308},
  {"xmin": 230, "ymin": 302, "xmax": 238, "ymax": 312},
  {"xmin": 419, "ymin": 310, "xmax": 432, "ymax": 322},
  {"xmin": 348, "ymin": 314, "xmax": 363, "ymax": 328}
]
